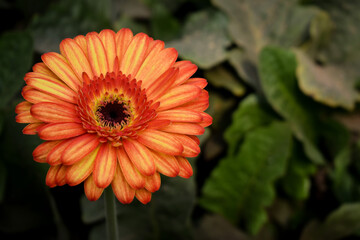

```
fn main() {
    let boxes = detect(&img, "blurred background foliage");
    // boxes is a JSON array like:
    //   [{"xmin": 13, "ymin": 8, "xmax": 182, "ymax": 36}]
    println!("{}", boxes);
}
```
[{"xmin": 1, "ymin": 0, "xmax": 360, "ymax": 239}]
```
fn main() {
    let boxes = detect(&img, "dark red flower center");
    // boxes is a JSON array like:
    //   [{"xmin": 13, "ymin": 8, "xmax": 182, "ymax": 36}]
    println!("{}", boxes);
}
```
[{"xmin": 96, "ymin": 101, "xmax": 130, "ymax": 128}]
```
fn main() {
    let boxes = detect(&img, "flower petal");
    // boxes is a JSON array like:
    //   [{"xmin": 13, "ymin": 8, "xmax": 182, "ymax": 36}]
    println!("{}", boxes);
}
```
[
  {"xmin": 179, "ymin": 89, "xmax": 209, "ymax": 111},
  {"xmin": 116, "ymin": 28, "xmax": 133, "ymax": 62},
  {"xmin": 93, "ymin": 143, "xmax": 117, "ymax": 188},
  {"xmin": 22, "ymin": 88, "xmax": 75, "ymax": 109},
  {"xmin": 157, "ymin": 85, "xmax": 201, "ymax": 111},
  {"xmin": 60, "ymin": 38, "xmax": 94, "ymax": 80},
  {"xmin": 137, "ymin": 129, "xmax": 183, "ymax": 155},
  {"xmin": 32, "ymin": 62, "xmax": 59, "ymax": 79},
  {"xmin": 136, "ymin": 47, "xmax": 177, "ymax": 88},
  {"xmin": 46, "ymin": 165, "xmax": 61, "ymax": 187},
  {"xmin": 177, "ymin": 156, "xmax": 193, "ymax": 178},
  {"xmin": 33, "ymin": 141, "xmax": 61, "ymax": 163},
  {"xmin": 55, "ymin": 165, "xmax": 67, "ymax": 186},
  {"xmin": 172, "ymin": 61, "xmax": 198, "ymax": 86},
  {"xmin": 74, "ymin": 35, "xmax": 87, "ymax": 55},
  {"xmin": 160, "ymin": 123, "xmax": 205, "ymax": 135},
  {"xmin": 185, "ymin": 77, "xmax": 208, "ymax": 88},
  {"xmin": 61, "ymin": 134, "xmax": 100, "ymax": 165},
  {"xmin": 25, "ymin": 75, "xmax": 77, "ymax": 104},
  {"xmin": 199, "ymin": 112, "xmax": 213, "ymax": 127},
  {"xmin": 135, "ymin": 188, "xmax": 152, "ymax": 204},
  {"xmin": 66, "ymin": 146, "xmax": 100, "ymax": 186},
  {"xmin": 84, "ymin": 175, "xmax": 104, "ymax": 201},
  {"xmin": 144, "ymin": 172, "xmax": 161, "ymax": 193},
  {"xmin": 31, "ymin": 102, "xmax": 80, "ymax": 123},
  {"xmin": 112, "ymin": 165, "xmax": 135, "ymax": 204},
  {"xmin": 172, "ymin": 134, "xmax": 200, "ymax": 157},
  {"xmin": 152, "ymin": 151, "xmax": 180, "ymax": 177},
  {"xmin": 23, "ymin": 123, "xmax": 44, "ymax": 135},
  {"xmin": 156, "ymin": 109, "xmax": 203, "ymax": 123},
  {"xmin": 42, "ymin": 52, "xmax": 81, "ymax": 91},
  {"xmin": 123, "ymin": 139, "xmax": 156, "ymax": 176},
  {"xmin": 99, "ymin": 29, "xmax": 117, "ymax": 72},
  {"xmin": 86, "ymin": 32, "xmax": 109, "ymax": 77},
  {"xmin": 116, "ymin": 147, "xmax": 145, "ymax": 189},
  {"xmin": 15, "ymin": 101, "xmax": 32, "ymax": 114},
  {"xmin": 47, "ymin": 139, "xmax": 73, "ymax": 165},
  {"xmin": 38, "ymin": 123, "xmax": 86, "ymax": 140},
  {"xmin": 15, "ymin": 111, "xmax": 42, "ymax": 123},
  {"xmin": 120, "ymin": 32, "xmax": 150, "ymax": 77},
  {"xmin": 146, "ymin": 68, "xmax": 178, "ymax": 101}
]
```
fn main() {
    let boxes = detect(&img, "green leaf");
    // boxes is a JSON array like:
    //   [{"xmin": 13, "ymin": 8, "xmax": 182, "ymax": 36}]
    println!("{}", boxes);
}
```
[
  {"xmin": 200, "ymin": 122, "xmax": 292, "ymax": 234},
  {"xmin": 258, "ymin": 46, "xmax": 324, "ymax": 164},
  {"xmin": 205, "ymin": 65, "xmax": 246, "ymax": 97},
  {"xmin": 295, "ymin": 50, "xmax": 358, "ymax": 110},
  {"xmin": 83, "ymin": 176, "xmax": 196, "ymax": 240},
  {"xmin": 150, "ymin": 3, "xmax": 180, "ymax": 41},
  {"xmin": 227, "ymin": 48, "xmax": 263, "ymax": 93},
  {"xmin": 212, "ymin": 0, "xmax": 319, "ymax": 63},
  {"xmin": 301, "ymin": 203, "xmax": 360, "ymax": 240},
  {"xmin": 30, "ymin": 0, "xmax": 111, "ymax": 53},
  {"xmin": 224, "ymin": 94, "xmax": 274, "ymax": 156},
  {"xmin": 0, "ymin": 31, "xmax": 33, "ymax": 109},
  {"xmin": 281, "ymin": 142, "xmax": 316, "ymax": 200},
  {"xmin": 168, "ymin": 9, "xmax": 231, "ymax": 69}
]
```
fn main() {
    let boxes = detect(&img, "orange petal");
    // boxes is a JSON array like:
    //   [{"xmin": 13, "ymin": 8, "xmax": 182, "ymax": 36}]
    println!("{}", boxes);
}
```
[
  {"xmin": 185, "ymin": 77, "xmax": 208, "ymax": 88},
  {"xmin": 55, "ymin": 165, "xmax": 67, "ymax": 186},
  {"xmin": 179, "ymin": 89, "xmax": 209, "ymax": 111},
  {"xmin": 93, "ymin": 143, "xmax": 117, "ymax": 188},
  {"xmin": 120, "ymin": 32, "xmax": 150, "ymax": 77},
  {"xmin": 33, "ymin": 141, "xmax": 61, "ymax": 163},
  {"xmin": 42, "ymin": 52, "xmax": 81, "ymax": 91},
  {"xmin": 38, "ymin": 123, "xmax": 86, "ymax": 140},
  {"xmin": 160, "ymin": 123, "xmax": 205, "ymax": 136},
  {"xmin": 46, "ymin": 165, "xmax": 61, "ymax": 187},
  {"xmin": 116, "ymin": 147, "xmax": 145, "ymax": 189},
  {"xmin": 66, "ymin": 146, "xmax": 100, "ymax": 186},
  {"xmin": 86, "ymin": 32, "xmax": 109, "ymax": 77},
  {"xmin": 15, "ymin": 101, "xmax": 32, "ymax": 114},
  {"xmin": 99, "ymin": 29, "xmax": 117, "ymax": 72},
  {"xmin": 15, "ymin": 111, "xmax": 42, "ymax": 123},
  {"xmin": 157, "ymin": 85, "xmax": 201, "ymax": 111},
  {"xmin": 74, "ymin": 35, "xmax": 87, "ymax": 55},
  {"xmin": 146, "ymin": 68, "xmax": 178, "ymax": 101},
  {"xmin": 146, "ymin": 119, "xmax": 171, "ymax": 130},
  {"xmin": 32, "ymin": 62, "xmax": 59, "ymax": 79},
  {"xmin": 22, "ymin": 88, "xmax": 75, "ymax": 109},
  {"xmin": 23, "ymin": 122, "xmax": 44, "ymax": 135},
  {"xmin": 84, "ymin": 175, "xmax": 104, "ymax": 201},
  {"xmin": 47, "ymin": 139, "xmax": 73, "ymax": 165},
  {"xmin": 116, "ymin": 28, "xmax": 133, "ymax": 64},
  {"xmin": 60, "ymin": 38, "xmax": 94, "ymax": 80},
  {"xmin": 177, "ymin": 156, "xmax": 193, "ymax": 178},
  {"xmin": 172, "ymin": 61, "xmax": 198, "ymax": 86},
  {"xmin": 123, "ymin": 139, "xmax": 156, "ymax": 176},
  {"xmin": 137, "ymin": 129, "xmax": 183, "ymax": 155},
  {"xmin": 25, "ymin": 75, "xmax": 77, "ymax": 104},
  {"xmin": 30, "ymin": 102, "xmax": 80, "ymax": 123},
  {"xmin": 172, "ymin": 134, "xmax": 200, "ymax": 157},
  {"xmin": 135, "ymin": 188, "xmax": 152, "ymax": 204},
  {"xmin": 144, "ymin": 172, "xmax": 161, "ymax": 193},
  {"xmin": 152, "ymin": 151, "xmax": 180, "ymax": 177},
  {"xmin": 136, "ymin": 47, "xmax": 177, "ymax": 88},
  {"xmin": 112, "ymin": 164, "xmax": 135, "ymax": 204},
  {"xmin": 199, "ymin": 112, "xmax": 213, "ymax": 127},
  {"xmin": 61, "ymin": 134, "xmax": 100, "ymax": 165},
  {"xmin": 156, "ymin": 109, "xmax": 203, "ymax": 123}
]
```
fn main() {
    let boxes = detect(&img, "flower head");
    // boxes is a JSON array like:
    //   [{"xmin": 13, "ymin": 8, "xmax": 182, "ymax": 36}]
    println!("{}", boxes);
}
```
[{"xmin": 15, "ymin": 29, "xmax": 212, "ymax": 204}]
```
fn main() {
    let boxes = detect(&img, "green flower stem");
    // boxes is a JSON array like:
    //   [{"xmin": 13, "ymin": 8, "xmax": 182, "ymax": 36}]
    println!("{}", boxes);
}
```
[{"xmin": 104, "ymin": 187, "xmax": 119, "ymax": 240}]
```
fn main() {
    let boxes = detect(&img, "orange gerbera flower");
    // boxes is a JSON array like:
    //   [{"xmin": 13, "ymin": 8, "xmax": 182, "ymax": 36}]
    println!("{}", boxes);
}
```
[{"xmin": 15, "ymin": 29, "xmax": 212, "ymax": 204}]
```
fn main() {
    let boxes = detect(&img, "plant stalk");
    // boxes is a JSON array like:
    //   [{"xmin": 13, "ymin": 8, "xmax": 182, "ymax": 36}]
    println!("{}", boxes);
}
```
[{"xmin": 104, "ymin": 187, "xmax": 119, "ymax": 240}]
